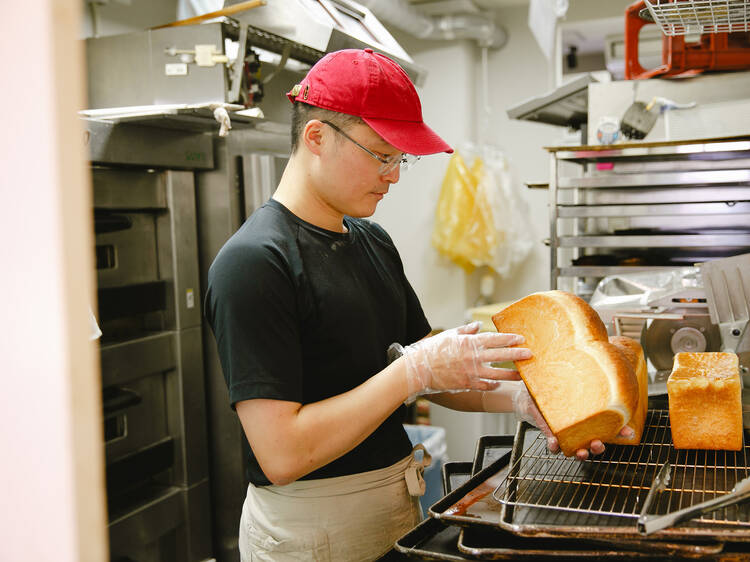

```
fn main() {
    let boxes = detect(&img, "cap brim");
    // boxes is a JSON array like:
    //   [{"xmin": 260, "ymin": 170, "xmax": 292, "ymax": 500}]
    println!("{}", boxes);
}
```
[{"xmin": 363, "ymin": 117, "xmax": 453, "ymax": 156}]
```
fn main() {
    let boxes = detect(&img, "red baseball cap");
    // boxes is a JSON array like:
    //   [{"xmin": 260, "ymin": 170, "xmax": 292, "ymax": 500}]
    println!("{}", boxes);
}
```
[{"xmin": 287, "ymin": 48, "xmax": 453, "ymax": 156}]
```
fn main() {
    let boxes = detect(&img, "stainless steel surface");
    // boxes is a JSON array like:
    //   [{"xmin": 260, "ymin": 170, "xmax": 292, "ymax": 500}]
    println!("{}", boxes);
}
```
[
  {"xmin": 506, "ymin": 73, "xmax": 597, "ymax": 130},
  {"xmin": 547, "ymin": 138, "xmax": 750, "ymax": 296},
  {"xmin": 108, "ymin": 486, "xmax": 185, "ymax": 557},
  {"xmin": 557, "ymin": 202, "xmax": 750, "ymax": 219},
  {"xmin": 492, "ymin": 411, "xmax": 750, "ymax": 540},
  {"xmin": 702, "ymin": 253, "xmax": 750, "ymax": 356},
  {"xmin": 87, "ymin": 25, "xmax": 228, "ymax": 109},
  {"xmin": 558, "ymin": 234, "xmax": 750, "ymax": 248},
  {"xmin": 224, "ymin": 0, "xmax": 425, "ymax": 83},
  {"xmin": 551, "ymin": 139, "xmax": 750, "ymax": 160},
  {"xmin": 642, "ymin": 316, "xmax": 721, "ymax": 370},
  {"xmin": 86, "ymin": 119, "xmax": 214, "ymax": 169},
  {"xmin": 168, "ymin": 326, "xmax": 210, "ymax": 486},
  {"xmin": 100, "ymin": 333, "xmax": 177, "ymax": 387},
  {"xmin": 96, "ymin": 213, "xmax": 160, "ymax": 289},
  {"xmin": 92, "ymin": 168, "xmax": 168, "ymax": 209},
  {"xmin": 158, "ymin": 170, "xmax": 203, "ymax": 330},
  {"xmin": 575, "ymin": 186, "xmax": 750, "ymax": 206},
  {"xmin": 92, "ymin": 123, "xmax": 213, "ymax": 561},
  {"xmin": 558, "ymin": 169, "xmax": 750, "ymax": 189},
  {"xmin": 86, "ymin": 11, "xmax": 425, "ymax": 113},
  {"xmin": 558, "ymin": 266, "xmax": 681, "ymax": 277}
]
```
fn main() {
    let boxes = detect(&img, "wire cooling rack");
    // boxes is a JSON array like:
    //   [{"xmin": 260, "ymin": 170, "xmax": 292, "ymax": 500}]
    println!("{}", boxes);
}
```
[
  {"xmin": 493, "ymin": 410, "xmax": 750, "ymax": 532},
  {"xmin": 644, "ymin": 0, "xmax": 750, "ymax": 36}
]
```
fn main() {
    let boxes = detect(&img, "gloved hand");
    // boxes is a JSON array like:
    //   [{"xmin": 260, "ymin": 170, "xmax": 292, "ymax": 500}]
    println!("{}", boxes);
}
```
[
  {"xmin": 401, "ymin": 321, "xmax": 531, "ymax": 403},
  {"xmin": 481, "ymin": 381, "xmax": 635, "ymax": 460}
]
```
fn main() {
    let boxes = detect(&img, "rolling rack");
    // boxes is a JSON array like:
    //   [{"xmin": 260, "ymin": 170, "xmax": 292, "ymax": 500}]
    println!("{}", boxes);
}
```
[{"xmin": 546, "ymin": 137, "xmax": 750, "ymax": 301}]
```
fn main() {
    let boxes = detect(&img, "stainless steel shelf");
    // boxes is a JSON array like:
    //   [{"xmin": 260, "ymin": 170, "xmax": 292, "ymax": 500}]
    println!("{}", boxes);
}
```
[
  {"xmin": 557, "ymin": 169, "xmax": 750, "ymax": 189},
  {"xmin": 547, "ymin": 137, "xmax": 750, "ymax": 294},
  {"xmin": 557, "ymin": 266, "xmax": 689, "ymax": 277},
  {"xmin": 557, "ymin": 201, "xmax": 750, "ymax": 218},
  {"xmin": 558, "ymin": 234, "xmax": 750, "ymax": 248},
  {"xmin": 549, "ymin": 139, "xmax": 750, "ymax": 162}
]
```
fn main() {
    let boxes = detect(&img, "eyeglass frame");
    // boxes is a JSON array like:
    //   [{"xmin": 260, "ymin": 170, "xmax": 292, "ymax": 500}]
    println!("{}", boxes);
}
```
[{"xmin": 321, "ymin": 120, "xmax": 419, "ymax": 175}]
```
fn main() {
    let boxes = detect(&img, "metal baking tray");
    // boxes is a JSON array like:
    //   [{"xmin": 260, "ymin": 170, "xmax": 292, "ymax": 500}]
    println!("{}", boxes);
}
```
[
  {"xmin": 392, "ymin": 518, "xmax": 471, "ymax": 561},
  {"xmin": 429, "ymin": 441, "xmax": 724, "ymax": 558},
  {"xmin": 391, "ymin": 460, "xmax": 490, "ymax": 560},
  {"xmin": 471, "ymin": 435, "xmax": 514, "ymax": 476},
  {"xmin": 494, "ymin": 410, "xmax": 750, "ymax": 541}
]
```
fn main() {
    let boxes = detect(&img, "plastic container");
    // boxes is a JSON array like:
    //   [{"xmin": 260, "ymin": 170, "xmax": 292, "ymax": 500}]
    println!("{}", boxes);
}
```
[{"xmin": 403, "ymin": 424, "xmax": 448, "ymax": 516}]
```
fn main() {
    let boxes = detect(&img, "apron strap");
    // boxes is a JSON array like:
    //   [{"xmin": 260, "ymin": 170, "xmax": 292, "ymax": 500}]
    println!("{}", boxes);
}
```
[{"xmin": 404, "ymin": 444, "xmax": 432, "ymax": 497}]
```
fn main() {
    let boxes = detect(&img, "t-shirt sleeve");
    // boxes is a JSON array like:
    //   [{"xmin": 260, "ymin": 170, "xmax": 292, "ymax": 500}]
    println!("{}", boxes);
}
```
[{"xmin": 205, "ymin": 242, "xmax": 303, "ymax": 407}]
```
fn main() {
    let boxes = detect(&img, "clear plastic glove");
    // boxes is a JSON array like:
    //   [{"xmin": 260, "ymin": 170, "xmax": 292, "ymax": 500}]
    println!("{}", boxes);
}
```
[
  {"xmin": 482, "ymin": 381, "xmax": 635, "ymax": 460},
  {"xmin": 401, "ymin": 321, "xmax": 531, "ymax": 403}
]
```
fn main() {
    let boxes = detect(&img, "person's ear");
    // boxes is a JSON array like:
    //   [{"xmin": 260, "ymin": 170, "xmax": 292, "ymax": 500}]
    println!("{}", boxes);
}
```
[{"xmin": 302, "ymin": 120, "xmax": 325, "ymax": 156}]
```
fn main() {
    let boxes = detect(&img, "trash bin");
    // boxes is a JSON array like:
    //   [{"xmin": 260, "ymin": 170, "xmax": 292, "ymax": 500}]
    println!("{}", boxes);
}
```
[{"xmin": 403, "ymin": 424, "xmax": 448, "ymax": 516}]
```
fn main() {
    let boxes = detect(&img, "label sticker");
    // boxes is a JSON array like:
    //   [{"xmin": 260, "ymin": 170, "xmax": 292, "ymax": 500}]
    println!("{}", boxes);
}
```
[
  {"xmin": 165, "ymin": 63, "xmax": 188, "ymax": 76},
  {"xmin": 186, "ymin": 288, "xmax": 195, "ymax": 309}
]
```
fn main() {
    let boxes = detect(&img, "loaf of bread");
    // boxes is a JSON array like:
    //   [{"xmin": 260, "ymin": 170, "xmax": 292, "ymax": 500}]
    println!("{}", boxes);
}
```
[
  {"xmin": 667, "ymin": 352, "xmax": 743, "ymax": 451},
  {"xmin": 491, "ymin": 290, "xmax": 639, "ymax": 456},
  {"xmin": 607, "ymin": 336, "xmax": 648, "ymax": 446}
]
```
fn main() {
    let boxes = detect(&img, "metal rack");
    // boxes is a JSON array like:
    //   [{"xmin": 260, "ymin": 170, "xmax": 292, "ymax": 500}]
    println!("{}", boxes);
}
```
[
  {"xmin": 494, "ymin": 411, "xmax": 750, "ymax": 530},
  {"xmin": 644, "ymin": 0, "xmax": 750, "ymax": 36},
  {"xmin": 546, "ymin": 138, "xmax": 750, "ymax": 300},
  {"xmin": 490, "ymin": 411, "xmax": 750, "ymax": 541}
]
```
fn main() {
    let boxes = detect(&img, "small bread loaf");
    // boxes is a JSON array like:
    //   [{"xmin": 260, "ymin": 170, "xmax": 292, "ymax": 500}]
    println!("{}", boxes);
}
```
[
  {"xmin": 667, "ymin": 352, "xmax": 742, "ymax": 451},
  {"xmin": 492, "ymin": 291, "xmax": 639, "ymax": 456},
  {"xmin": 607, "ymin": 336, "xmax": 648, "ymax": 446}
]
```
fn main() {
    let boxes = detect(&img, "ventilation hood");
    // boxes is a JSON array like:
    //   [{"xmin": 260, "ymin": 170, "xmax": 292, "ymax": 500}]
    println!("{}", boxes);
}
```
[{"xmin": 224, "ymin": 0, "xmax": 427, "ymax": 85}]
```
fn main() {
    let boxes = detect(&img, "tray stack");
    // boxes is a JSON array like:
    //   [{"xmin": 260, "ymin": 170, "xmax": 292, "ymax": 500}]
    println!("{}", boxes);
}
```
[{"xmin": 392, "ymin": 410, "xmax": 750, "ymax": 560}]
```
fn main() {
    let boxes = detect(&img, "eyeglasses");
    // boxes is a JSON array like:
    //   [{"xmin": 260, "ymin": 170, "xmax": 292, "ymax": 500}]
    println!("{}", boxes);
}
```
[{"xmin": 322, "ymin": 120, "xmax": 420, "ymax": 176}]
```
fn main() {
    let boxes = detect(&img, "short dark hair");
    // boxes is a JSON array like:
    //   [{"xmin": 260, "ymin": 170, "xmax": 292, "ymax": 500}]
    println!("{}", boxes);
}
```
[{"xmin": 290, "ymin": 102, "xmax": 363, "ymax": 154}]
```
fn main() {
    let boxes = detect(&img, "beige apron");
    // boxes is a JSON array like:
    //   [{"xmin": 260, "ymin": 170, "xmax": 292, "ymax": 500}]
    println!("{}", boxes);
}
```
[{"xmin": 239, "ymin": 445, "xmax": 432, "ymax": 562}]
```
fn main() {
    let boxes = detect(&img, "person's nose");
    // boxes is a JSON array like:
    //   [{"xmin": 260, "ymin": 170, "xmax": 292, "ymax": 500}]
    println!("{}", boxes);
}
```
[{"xmin": 381, "ymin": 163, "xmax": 400, "ymax": 183}]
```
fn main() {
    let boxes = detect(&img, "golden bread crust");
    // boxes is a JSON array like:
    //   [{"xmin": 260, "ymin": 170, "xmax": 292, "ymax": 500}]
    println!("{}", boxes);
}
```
[
  {"xmin": 667, "ymin": 352, "xmax": 742, "ymax": 450},
  {"xmin": 492, "ymin": 290, "xmax": 639, "ymax": 456},
  {"xmin": 607, "ymin": 336, "xmax": 648, "ymax": 446}
]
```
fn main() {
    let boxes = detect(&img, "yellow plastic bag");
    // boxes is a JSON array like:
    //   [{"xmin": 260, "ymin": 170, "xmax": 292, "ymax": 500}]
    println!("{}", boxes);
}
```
[{"xmin": 432, "ymin": 151, "xmax": 497, "ymax": 273}]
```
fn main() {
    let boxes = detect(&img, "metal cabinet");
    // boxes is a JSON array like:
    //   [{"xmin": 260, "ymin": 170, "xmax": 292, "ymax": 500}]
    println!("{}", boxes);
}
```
[
  {"xmin": 546, "ymin": 138, "xmax": 750, "ymax": 299},
  {"xmin": 87, "ymin": 120, "xmax": 214, "ymax": 562}
]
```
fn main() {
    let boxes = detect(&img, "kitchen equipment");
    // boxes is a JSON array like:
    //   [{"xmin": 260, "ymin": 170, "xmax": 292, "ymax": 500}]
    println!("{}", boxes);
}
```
[
  {"xmin": 638, "ymin": 462, "xmax": 750, "ymax": 535},
  {"xmin": 490, "ymin": 411, "xmax": 750, "ymax": 541},
  {"xmin": 85, "ymin": 0, "xmax": 425, "ymax": 119},
  {"xmin": 620, "ymin": 100, "xmax": 659, "ymax": 139},
  {"xmin": 625, "ymin": 0, "xmax": 750, "ymax": 80},
  {"xmin": 701, "ymin": 252, "xmax": 750, "ymax": 358},
  {"xmin": 619, "ymin": 96, "xmax": 698, "ymax": 140},
  {"xmin": 88, "ymin": 120, "xmax": 213, "ymax": 561},
  {"xmin": 644, "ymin": 0, "xmax": 750, "ymax": 36},
  {"xmin": 588, "ymin": 252, "xmax": 750, "ymax": 393},
  {"xmin": 420, "ymin": 419, "xmax": 729, "ymax": 557}
]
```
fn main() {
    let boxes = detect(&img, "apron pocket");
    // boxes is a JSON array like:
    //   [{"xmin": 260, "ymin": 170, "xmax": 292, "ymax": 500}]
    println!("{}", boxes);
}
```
[{"xmin": 244, "ymin": 525, "xmax": 330, "ymax": 561}]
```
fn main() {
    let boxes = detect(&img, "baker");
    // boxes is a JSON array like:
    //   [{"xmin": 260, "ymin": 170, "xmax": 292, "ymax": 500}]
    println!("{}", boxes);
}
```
[{"xmin": 204, "ymin": 48, "xmax": 621, "ymax": 562}]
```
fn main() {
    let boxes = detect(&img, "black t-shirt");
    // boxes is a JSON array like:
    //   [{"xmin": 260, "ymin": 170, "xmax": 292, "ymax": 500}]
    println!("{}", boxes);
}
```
[{"xmin": 204, "ymin": 199, "xmax": 431, "ymax": 486}]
